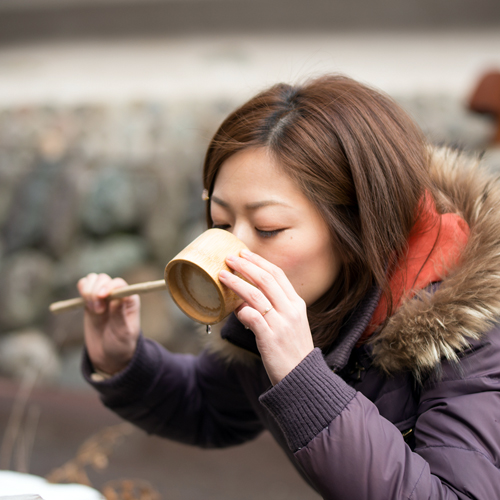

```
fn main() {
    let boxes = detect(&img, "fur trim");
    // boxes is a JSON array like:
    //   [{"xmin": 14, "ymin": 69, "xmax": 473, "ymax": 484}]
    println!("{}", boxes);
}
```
[{"xmin": 371, "ymin": 147, "xmax": 500, "ymax": 381}]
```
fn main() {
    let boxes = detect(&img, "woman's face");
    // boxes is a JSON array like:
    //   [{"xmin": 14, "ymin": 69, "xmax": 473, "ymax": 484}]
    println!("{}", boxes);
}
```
[{"xmin": 211, "ymin": 147, "xmax": 341, "ymax": 306}]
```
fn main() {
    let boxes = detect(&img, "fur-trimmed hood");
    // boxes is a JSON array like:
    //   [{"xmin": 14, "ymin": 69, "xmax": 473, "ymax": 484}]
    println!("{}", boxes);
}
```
[
  {"xmin": 371, "ymin": 146, "xmax": 500, "ymax": 380},
  {"xmin": 205, "ymin": 147, "xmax": 500, "ymax": 381}
]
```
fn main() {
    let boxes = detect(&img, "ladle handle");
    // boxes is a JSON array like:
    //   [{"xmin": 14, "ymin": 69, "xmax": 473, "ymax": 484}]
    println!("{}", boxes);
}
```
[{"xmin": 49, "ymin": 280, "xmax": 167, "ymax": 314}]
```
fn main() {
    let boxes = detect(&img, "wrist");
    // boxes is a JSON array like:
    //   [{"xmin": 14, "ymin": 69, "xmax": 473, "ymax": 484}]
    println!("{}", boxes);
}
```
[
  {"xmin": 89, "ymin": 347, "xmax": 135, "ymax": 377},
  {"xmin": 90, "ymin": 366, "xmax": 116, "ymax": 382},
  {"xmin": 268, "ymin": 347, "xmax": 315, "ymax": 386},
  {"xmin": 260, "ymin": 348, "xmax": 357, "ymax": 452},
  {"xmin": 96, "ymin": 357, "xmax": 133, "ymax": 376}
]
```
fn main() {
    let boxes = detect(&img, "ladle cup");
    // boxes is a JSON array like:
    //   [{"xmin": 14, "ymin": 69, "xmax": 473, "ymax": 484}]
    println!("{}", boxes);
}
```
[{"xmin": 49, "ymin": 229, "xmax": 248, "ymax": 325}]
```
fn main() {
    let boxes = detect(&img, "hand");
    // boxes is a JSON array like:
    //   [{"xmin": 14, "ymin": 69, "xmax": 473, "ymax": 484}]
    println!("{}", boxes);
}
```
[
  {"xmin": 77, "ymin": 273, "xmax": 141, "ymax": 375},
  {"xmin": 219, "ymin": 249, "xmax": 314, "ymax": 385}
]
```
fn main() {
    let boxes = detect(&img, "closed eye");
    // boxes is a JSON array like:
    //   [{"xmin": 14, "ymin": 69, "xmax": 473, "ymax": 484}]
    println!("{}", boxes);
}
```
[
  {"xmin": 212, "ymin": 225, "xmax": 285, "ymax": 238},
  {"xmin": 212, "ymin": 224, "xmax": 231, "ymax": 231},
  {"xmin": 257, "ymin": 229, "xmax": 286, "ymax": 238}
]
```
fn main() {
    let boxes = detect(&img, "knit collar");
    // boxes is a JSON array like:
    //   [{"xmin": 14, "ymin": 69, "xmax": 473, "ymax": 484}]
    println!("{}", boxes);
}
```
[
  {"xmin": 221, "ymin": 313, "xmax": 260, "ymax": 356},
  {"xmin": 220, "ymin": 286, "xmax": 382, "ymax": 372},
  {"xmin": 323, "ymin": 286, "xmax": 380, "ymax": 371}
]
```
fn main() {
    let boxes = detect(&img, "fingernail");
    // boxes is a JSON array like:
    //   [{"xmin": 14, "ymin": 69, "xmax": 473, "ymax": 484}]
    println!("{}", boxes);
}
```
[
  {"xmin": 226, "ymin": 254, "xmax": 236, "ymax": 262},
  {"xmin": 219, "ymin": 270, "xmax": 231, "ymax": 279},
  {"xmin": 240, "ymin": 249, "xmax": 251, "ymax": 257},
  {"xmin": 97, "ymin": 287, "xmax": 107, "ymax": 297}
]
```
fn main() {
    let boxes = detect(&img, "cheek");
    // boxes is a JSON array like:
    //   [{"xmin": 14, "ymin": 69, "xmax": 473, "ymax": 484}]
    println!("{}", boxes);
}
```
[
  {"xmin": 270, "ymin": 238, "xmax": 339, "ymax": 303},
  {"xmin": 273, "ymin": 254, "xmax": 304, "ymax": 282},
  {"xmin": 259, "ymin": 236, "xmax": 303, "ymax": 269},
  {"xmin": 264, "ymin": 239, "xmax": 334, "ymax": 287}
]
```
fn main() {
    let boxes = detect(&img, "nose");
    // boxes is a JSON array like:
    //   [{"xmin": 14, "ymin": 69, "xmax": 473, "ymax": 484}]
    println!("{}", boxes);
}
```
[{"xmin": 231, "ymin": 223, "xmax": 254, "ymax": 253}]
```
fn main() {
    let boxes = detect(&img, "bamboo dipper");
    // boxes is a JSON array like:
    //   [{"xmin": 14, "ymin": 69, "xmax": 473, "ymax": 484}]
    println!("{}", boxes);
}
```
[
  {"xmin": 49, "ymin": 229, "xmax": 249, "ymax": 325},
  {"xmin": 49, "ymin": 280, "xmax": 167, "ymax": 315}
]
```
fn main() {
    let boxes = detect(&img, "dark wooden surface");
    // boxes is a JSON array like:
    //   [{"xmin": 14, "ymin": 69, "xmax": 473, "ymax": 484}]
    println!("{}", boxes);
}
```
[{"xmin": 0, "ymin": 377, "xmax": 320, "ymax": 499}]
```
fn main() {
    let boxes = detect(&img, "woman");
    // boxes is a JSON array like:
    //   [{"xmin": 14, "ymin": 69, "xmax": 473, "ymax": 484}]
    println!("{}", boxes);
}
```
[{"xmin": 78, "ymin": 75, "xmax": 500, "ymax": 498}]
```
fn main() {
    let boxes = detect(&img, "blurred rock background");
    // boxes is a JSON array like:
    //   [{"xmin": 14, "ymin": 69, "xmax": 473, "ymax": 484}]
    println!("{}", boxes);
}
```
[
  {"xmin": 0, "ymin": 98, "xmax": 222, "ymax": 386},
  {"xmin": 0, "ymin": 97, "xmax": 492, "ymax": 389},
  {"xmin": 1, "ymin": 2, "xmax": 500, "ymax": 384},
  {"xmin": 0, "ymin": 1, "xmax": 499, "ymax": 497}
]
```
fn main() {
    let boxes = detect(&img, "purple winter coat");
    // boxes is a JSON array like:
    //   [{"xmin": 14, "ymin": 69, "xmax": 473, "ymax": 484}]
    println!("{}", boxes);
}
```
[{"xmin": 83, "ymin": 148, "xmax": 500, "ymax": 499}]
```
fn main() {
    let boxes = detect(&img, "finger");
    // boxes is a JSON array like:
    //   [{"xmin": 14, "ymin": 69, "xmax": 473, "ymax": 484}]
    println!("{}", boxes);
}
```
[
  {"xmin": 87, "ymin": 273, "xmax": 114, "ymax": 313},
  {"xmin": 93, "ymin": 275, "xmax": 134, "ymax": 314},
  {"xmin": 225, "ymin": 255, "xmax": 288, "ymax": 310},
  {"xmin": 219, "ymin": 269, "xmax": 274, "ymax": 317},
  {"xmin": 77, "ymin": 273, "xmax": 99, "ymax": 299},
  {"xmin": 239, "ymin": 249, "xmax": 298, "ymax": 300},
  {"xmin": 106, "ymin": 278, "xmax": 138, "ymax": 312},
  {"xmin": 90, "ymin": 273, "xmax": 113, "ymax": 297},
  {"xmin": 97, "ymin": 277, "xmax": 129, "ymax": 298},
  {"xmin": 236, "ymin": 303, "xmax": 271, "ymax": 333},
  {"xmin": 78, "ymin": 273, "xmax": 102, "ymax": 313}
]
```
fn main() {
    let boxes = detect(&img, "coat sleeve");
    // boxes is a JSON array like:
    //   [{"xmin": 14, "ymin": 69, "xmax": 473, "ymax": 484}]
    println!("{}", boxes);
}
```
[
  {"xmin": 82, "ymin": 334, "xmax": 264, "ymax": 448},
  {"xmin": 259, "ymin": 336, "xmax": 500, "ymax": 499}
]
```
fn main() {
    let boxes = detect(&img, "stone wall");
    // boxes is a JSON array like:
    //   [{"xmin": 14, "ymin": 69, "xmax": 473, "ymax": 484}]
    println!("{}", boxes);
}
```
[{"xmin": 0, "ymin": 93, "xmax": 496, "ymax": 385}]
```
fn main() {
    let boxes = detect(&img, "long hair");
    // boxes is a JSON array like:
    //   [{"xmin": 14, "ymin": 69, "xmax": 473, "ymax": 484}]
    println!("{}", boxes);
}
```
[{"xmin": 203, "ymin": 74, "xmax": 431, "ymax": 349}]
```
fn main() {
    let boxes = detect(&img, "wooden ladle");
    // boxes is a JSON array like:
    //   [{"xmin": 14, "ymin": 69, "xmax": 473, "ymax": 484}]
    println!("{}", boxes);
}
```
[
  {"xmin": 49, "ymin": 279, "xmax": 167, "ymax": 315},
  {"xmin": 49, "ymin": 229, "xmax": 248, "ymax": 325}
]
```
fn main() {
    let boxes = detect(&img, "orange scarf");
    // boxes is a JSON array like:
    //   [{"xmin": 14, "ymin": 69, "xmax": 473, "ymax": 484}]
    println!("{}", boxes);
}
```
[{"xmin": 359, "ymin": 194, "xmax": 470, "ymax": 342}]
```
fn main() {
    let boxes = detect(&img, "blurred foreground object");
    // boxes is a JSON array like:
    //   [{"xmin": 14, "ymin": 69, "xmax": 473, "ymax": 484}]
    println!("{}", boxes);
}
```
[
  {"xmin": 45, "ymin": 423, "xmax": 160, "ymax": 500},
  {"xmin": 468, "ymin": 70, "xmax": 500, "ymax": 144},
  {"xmin": 0, "ymin": 470, "xmax": 104, "ymax": 500},
  {"xmin": 46, "ymin": 423, "xmax": 134, "ymax": 487},
  {"xmin": 0, "ymin": 329, "xmax": 60, "ymax": 383},
  {"xmin": 0, "ymin": 495, "xmax": 42, "ymax": 500}
]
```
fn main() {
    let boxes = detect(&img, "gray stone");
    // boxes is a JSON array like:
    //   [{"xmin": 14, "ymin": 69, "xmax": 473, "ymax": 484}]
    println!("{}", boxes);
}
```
[
  {"xmin": 42, "ymin": 168, "xmax": 82, "ymax": 258},
  {"xmin": 0, "ymin": 250, "xmax": 55, "ymax": 330},
  {"xmin": 45, "ymin": 304, "xmax": 84, "ymax": 349},
  {"xmin": 144, "ymin": 188, "xmax": 184, "ymax": 263},
  {"xmin": 80, "ymin": 167, "xmax": 158, "ymax": 236},
  {"xmin": 57, "ymin": 345, "xmax": 91, "ymax": 389},
  {"xmin": 396, "ymin": 94, "xmax": 495, "ymax": 151},
  {"xmin": 54, "ymin": 234, "xmax": 148, "ymax": 288},
  {"xmin": 483, "ymin": 146, "xmax": 500, "ymax": 173},
  {"xmin": 144, "ymin": 157, "xmax": 205, "ymax": 263},
  {"xmin": 0, "ymin": 328, "xmax": 61, "ymax": 383},
  {"xmin": 122, "ymin": 264, "xmax": 174, "ymax": 345},
  {"xmin": 0, "ymin": 173, "xmax": 16, "ymax": 229},
  {"xmin": 1, "ymin": 159, "xmax": 65, "ymax": 253}
]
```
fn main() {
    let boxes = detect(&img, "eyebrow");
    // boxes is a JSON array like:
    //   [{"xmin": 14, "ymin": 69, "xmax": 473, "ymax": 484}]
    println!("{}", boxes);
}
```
[{"xmin": 211, "ymin": 195, "xmax": 293, "ymax": 210}]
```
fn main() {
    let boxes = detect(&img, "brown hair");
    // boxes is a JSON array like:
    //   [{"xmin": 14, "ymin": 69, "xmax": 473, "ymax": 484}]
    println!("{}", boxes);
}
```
[{"xmin": 203, "ymin": 74, "xmax": 431, "ymax": 349}]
